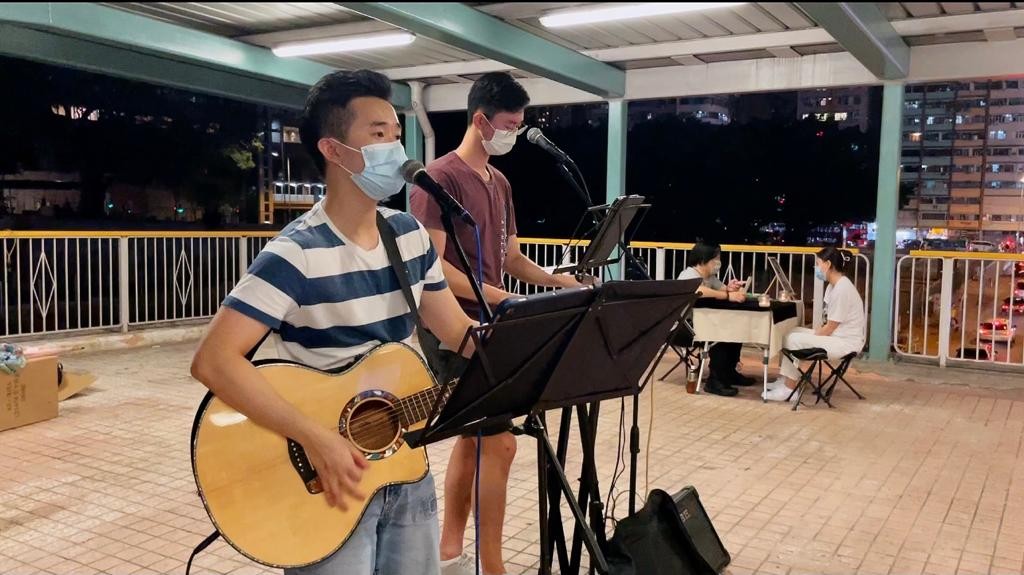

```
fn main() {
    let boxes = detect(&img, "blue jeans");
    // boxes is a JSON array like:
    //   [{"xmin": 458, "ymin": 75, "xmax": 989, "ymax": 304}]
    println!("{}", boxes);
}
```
[{"xmin": 285, "ymin": 475, "xmax": 440, "ymax": 575}]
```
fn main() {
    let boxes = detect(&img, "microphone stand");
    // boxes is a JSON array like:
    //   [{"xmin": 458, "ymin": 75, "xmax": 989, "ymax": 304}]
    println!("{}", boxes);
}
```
[
  {"xmin": 437, "ymin": 203, "xmax": 493, "ymax": 323},
  {"xmin": 553, "ymin": 152, "xmax": 655, "ymax": 533},
  {"xmin": 554, "ymin": 158, "xmax": 651, "ymax": 282}
]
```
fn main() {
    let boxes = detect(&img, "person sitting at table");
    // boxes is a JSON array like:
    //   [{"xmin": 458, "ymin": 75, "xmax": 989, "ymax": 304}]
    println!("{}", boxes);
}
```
[
  {"xmin": 678, "ymin": 242, "xmax": 758, "ymax": 397},
  {"xmin": 764, "ymin": 247, "xmax": 865, "ymax": 402}
]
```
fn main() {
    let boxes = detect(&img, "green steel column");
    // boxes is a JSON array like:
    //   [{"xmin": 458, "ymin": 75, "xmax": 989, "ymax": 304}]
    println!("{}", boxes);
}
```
[
  {"xmin": 607, "ymin": 100, "xmax": 627, "ymax": 280},
  {"xmin": 404, "ymin": 113, "xmax": 423, "ymax": 211},
  {"xmin": 868, "ymin": 82, "xmax": 904, "ymax": 361}
]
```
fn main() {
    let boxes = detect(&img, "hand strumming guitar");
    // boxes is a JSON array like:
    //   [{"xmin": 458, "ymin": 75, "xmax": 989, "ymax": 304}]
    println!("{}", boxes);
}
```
[{"xmin": 302, "ymin": 427, "xmax": 370, "ymax": 510}]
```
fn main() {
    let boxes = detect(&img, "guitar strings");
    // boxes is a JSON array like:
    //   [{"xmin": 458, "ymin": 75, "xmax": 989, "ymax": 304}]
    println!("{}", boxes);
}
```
[{"xmin": 336, "ymin": 390, "xmax": 441, "ymax": 441}]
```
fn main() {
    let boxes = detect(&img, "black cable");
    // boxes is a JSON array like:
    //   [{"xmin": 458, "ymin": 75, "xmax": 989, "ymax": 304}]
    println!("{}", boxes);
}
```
[{"xmin": 604, "ymin": 397, "xmax": 628, "ymax": 528}]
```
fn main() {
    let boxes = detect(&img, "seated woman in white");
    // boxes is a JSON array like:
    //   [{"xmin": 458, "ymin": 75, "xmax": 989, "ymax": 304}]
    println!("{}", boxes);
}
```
[{"xmin": 764, "ymin": 247, "xmax": 865, "ymax": 402}]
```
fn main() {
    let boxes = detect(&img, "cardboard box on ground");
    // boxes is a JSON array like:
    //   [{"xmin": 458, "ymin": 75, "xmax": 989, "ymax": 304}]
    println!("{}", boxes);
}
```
[{"xmin": 1, "ymin": 356, "xmax": 97, "ymax": 432}]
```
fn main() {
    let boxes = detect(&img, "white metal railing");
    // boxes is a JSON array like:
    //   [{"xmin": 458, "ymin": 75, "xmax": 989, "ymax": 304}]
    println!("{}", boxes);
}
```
[
  {"xmin": 513, "ymin": 239, "xmax": 871, "ymax": 332},
  {"xmin": 503, "ymin": 239, "xmax": 596, "ymax": 295},
  {"xmin": 894, "ymin": 251, "xmax": 1024, "ymax": 369},
  {"xmin": 0, "ymin": 232, "xmax": 276, "ymax": 339}
]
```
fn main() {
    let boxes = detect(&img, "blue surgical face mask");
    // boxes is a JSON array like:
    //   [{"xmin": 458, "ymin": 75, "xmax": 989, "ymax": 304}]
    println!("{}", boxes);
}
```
[
  {"xmin": 333, "ymin": 139, "xmax": 408, "ymax": 201},
  {"xmin": 814, "ymin": 267, "xmax": 827, "ymax": 281}
]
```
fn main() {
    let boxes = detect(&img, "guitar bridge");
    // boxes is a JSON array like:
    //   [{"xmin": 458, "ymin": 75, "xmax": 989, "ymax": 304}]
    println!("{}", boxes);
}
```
[
  {"xmin": 287, "ymin": 438, "xmax": 322, "ymax": 494},
  {"xmin": 305, "ymin": 478, "xmax": 323, "ymax": 494}
]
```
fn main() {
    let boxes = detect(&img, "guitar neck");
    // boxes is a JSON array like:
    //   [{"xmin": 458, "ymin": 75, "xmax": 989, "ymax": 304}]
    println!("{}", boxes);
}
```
[{"xmin": 397, "ymin": 386, "xmax": 445, "ymax": 427}]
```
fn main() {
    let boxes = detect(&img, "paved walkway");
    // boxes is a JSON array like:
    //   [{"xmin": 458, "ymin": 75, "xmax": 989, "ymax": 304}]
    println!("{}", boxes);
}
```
[{"xmin": 1, "ymin": 343, "xmax": 1023, "ymax": 575}]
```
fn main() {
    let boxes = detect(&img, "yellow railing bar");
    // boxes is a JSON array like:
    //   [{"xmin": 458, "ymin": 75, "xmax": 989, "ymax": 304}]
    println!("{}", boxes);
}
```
[
  {"xmin": 516, "ymin": 237, "xmax": 591, "ymax": 246},
  {"xmin": 910, "ymin": 250, "xmax": 1024, "ymax": 261},
  {"xmin": 0, "ymin": 230, "xmax": 280, "ymax": 239},
  {"xmin": 521, "ymin": 238, "xmax": 859, "ymax": 254}
]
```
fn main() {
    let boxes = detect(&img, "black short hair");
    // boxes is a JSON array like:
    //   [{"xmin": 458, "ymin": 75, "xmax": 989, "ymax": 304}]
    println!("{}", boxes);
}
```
[
  {"xmin": 817, "ymin": 247, "xmax": 854, "ymax": 274},
  {"xmin": 467, "ymin": 72, "xmax": 530, "ymax": 124},
  {"xmin": 300, "ymin": 70, "xmax": 392, "ymax": 175},
  {"xmin": 690, "ymin": 242, "xmax": 722, "ymax": 266}
]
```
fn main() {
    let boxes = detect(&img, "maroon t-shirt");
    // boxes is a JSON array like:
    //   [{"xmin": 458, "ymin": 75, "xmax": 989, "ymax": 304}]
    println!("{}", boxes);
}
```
[{"xmin": 410, "ymin": 152, "xmax": 517, "ymax": 318}]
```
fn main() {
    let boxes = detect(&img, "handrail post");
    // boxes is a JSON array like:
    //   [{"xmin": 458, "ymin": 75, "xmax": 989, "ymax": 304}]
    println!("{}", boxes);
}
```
[
  {"xmin": 238, "ymin": 237, "xmax": 248, "ymax": 278},
  {"xmin": 119, "ymin": 236, "xmax": 130, "ymax": 333},
  {"xmin": 937, "ymin": 257, "xmax": 954, "ymax": 368},
  {"xmin": 655, "ymin": 248, "xmax": 666, "ymax": 280}
]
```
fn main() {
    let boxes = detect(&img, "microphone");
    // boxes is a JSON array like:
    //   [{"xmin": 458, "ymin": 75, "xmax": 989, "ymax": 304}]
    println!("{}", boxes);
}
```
[
  {"xmin": 402, "ymin": 160, "xmax": 476, "ymax": 227},
  {"xmin": 527, "ymin": 127, "xmax": 573, "ymax": 164}
]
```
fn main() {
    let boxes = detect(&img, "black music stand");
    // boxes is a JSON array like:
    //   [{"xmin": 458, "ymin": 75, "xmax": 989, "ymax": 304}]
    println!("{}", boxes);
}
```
[
  {"xmin": 408, "ymin": 281, "xmax": 699, "ymax": 575},
  {"xmin": 406, "ymin": 287, "xmax": 597, "ymax": 445},
  {"xmin": 555, "ymin": 195, "xmax": 650, "ymax": 277},
  {"xmin": 541, "ymin": 280, "xmax": 701, "ymax": 575}
]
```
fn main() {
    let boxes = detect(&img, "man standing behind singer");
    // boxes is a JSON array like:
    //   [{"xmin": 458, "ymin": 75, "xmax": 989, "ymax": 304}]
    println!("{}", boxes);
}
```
[{"xmin": 410, "ymin": 72, "xmax": 585, "ymax": 575}]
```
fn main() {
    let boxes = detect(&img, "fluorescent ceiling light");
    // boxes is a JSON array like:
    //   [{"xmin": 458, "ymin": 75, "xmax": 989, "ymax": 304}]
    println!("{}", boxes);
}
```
[
  {"xmin": 273, "ymin": 32, "xmax": 414, "ymax": 57},
  {"xmin": 540, "ymin": 3, "xmax": 746, "ymax": 28}
]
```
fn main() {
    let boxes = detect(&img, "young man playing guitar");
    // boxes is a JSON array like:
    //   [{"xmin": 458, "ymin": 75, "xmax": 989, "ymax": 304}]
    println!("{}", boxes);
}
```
[
  {"xmin": 410, "ymin": 72, "xmax": 589, "ymax": 575},
  {"xmin": 191, "ymin": 70, "xmax": 475, "ymax": 574}
]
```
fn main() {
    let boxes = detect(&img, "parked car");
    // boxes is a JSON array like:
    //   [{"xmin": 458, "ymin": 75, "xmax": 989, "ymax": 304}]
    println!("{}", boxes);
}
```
[
  {"xmin": 969, "ymin": 240, "xmax": 998, "ymax": 253},
  {"xmin": 978, "ymin": 318, "xmax": 1017, "ymax": 343},
  {"xmin": 1002, "ymin": 297, "xmax": 1024, "ymax": 314},
  {"xmin": 957, "ymin": 344, "xmax": 997, "ymax": 361}
]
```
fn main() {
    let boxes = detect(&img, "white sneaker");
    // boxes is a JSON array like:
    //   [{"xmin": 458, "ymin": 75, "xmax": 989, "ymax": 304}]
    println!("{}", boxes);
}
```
[
  {"xmin": 765, "ymin": 376, "xmax": 786, "ymax": 391},
  {"xmin": 441, "ymin": 553, "xmax": 476, "ymax": 575},
  {"xmin": 763, "ymin": 385, "xmax": 797, "ymax": 402}
]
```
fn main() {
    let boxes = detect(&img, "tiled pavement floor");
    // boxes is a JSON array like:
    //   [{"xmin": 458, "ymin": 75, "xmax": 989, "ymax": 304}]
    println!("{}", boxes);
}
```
[{"xmin": 2, "ymin": 342, "xmax": 1024, "ymax": 575}]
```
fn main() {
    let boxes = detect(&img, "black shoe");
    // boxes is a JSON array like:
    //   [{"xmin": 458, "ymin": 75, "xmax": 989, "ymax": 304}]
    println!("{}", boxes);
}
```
[
  {"xmin": 728, "ymin": 372, "xmax": 758, "ymax": 387},
  {"xmin": 704, "ymin": 378, "xmax": 739, "ymax": 397}
]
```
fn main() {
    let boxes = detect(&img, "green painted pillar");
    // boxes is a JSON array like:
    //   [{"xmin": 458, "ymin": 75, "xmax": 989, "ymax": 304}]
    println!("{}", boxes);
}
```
[
  {"xmin": 404, "ymin": 113, "xmax": 423, "ymax": 211},
  {"xmin": 607, "ymin": 100, "xmax": 627, "ymax": 280},
  {"xmin": 868, "ymin": 82, "xmax": 904, "ymax": 361}
]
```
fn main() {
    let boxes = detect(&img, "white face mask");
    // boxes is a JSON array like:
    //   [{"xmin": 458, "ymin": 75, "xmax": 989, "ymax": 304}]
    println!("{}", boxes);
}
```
[
  {"xmin": 480, "ymin": 116, "xmax": 519, "ymax": 156},
  {"xmin": 711, "ymin": 260, "xmax": 722, "ymax": 275}
]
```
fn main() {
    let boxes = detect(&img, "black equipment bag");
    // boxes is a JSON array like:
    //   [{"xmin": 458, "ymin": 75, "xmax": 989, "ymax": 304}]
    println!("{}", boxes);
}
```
[{"xmin": 606, "ymin": 488, "xmax": 730, "ymax": 575}]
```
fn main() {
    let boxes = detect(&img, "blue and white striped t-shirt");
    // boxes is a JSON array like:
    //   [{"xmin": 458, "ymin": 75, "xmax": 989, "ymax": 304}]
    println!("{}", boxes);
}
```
[{"xmin": 224, "ymin": 202, "xmax": 448, "ymax": 371}]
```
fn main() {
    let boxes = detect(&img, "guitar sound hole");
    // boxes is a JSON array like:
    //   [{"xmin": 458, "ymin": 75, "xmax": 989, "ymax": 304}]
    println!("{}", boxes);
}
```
[{"xmin": 346, "ymin": 398, "xmax": 400, "ymax": 453}]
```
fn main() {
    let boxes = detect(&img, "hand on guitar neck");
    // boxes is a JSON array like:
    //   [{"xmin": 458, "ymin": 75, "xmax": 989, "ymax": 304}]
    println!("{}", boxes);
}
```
[{"xmin": 302, "ymin": 426, "xmax": 370, "ymax": 510}]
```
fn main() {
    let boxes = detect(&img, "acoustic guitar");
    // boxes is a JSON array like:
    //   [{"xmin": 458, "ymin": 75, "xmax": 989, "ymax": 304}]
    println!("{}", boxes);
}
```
[{"xmin": 190, "ymin": 342, "xmax": 442, "ymax": 568}]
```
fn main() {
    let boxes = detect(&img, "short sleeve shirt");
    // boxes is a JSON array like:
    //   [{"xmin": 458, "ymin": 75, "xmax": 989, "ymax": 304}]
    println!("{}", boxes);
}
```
[
  {"xmin": 223, "ymin": 203, "xmax": 446, "ymax": 370},
  {"xmin": 409, "ymin": 152, "xmax": 516, "ymax": 318}
]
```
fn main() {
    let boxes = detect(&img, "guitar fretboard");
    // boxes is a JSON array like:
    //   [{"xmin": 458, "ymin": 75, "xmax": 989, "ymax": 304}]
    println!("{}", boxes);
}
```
[{"xmin": 396, "ymin": 386, "xmax": 446, "ymax": 426}]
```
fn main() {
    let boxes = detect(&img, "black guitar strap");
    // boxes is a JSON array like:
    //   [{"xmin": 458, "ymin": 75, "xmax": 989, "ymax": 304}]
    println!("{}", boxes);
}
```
[
  {"xmin": 377, "ymin": 211, "xmax": 452, "ymax": 376},
  {"xmin": 185, "ymin": 531, "xmax": 220, "ymax": 575},
  {"xmin": 376, "ymin": 211, "xmax": 428, "ymax": 345}
]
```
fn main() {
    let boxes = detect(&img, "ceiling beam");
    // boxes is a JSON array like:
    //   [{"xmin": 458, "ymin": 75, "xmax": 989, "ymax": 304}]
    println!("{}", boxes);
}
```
[
  {"xmin": 231, "ymin": 7, "xmax": 1024, "ymax": 83},
  {"xmin": 795, "ymin": 2, "xmax": 909, "ymax": 79},
  {"xmin": 0, "ymin": 2, "xmax": 411, "ymax": 108},
  {"xmin": 0, "ymin": 24, "xmax": 310, "ymax": 109},
  {"xmin": 380, "ymin": 28, "xmax": 832, "ymax": 80},
  {"xmin": 766, "ymin": 46, "xmax": 802, "ymax": 59},
  {"xmin": 338, "ymin": 2, "xmax": 625, "ymax": 98},
  {"xmin": 423, "ymin": 37, "xmax": 1024, "ymax": 111},
  {"xmin": 983, "ymin": 27, "xmax": 1018, "ymax": 42},
  {"xmin": 237, "ymin": 20, "xmax": 394, "ymax": 47}
]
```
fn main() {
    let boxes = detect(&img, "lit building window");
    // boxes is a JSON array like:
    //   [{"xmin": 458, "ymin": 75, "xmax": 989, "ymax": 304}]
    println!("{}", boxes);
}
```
[{"xmin": 834, "ymin": 112, "xmax": 848, "ymax": 121}]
